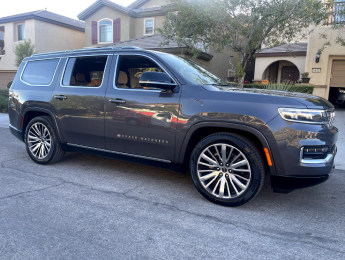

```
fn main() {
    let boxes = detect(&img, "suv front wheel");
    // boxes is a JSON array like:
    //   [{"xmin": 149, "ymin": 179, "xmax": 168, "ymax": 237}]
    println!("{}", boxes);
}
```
[
  {"xmin": 25, "ymin": 116, "xmax": 65, "ymax": 165},
  {"xmin": 190, "ymin": 133, "xmax": 265, "ymax": 207}
]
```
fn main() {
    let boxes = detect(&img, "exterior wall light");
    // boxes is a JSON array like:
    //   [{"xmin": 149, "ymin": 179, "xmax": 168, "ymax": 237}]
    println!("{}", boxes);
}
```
[{"xmin": 316, "ymin": 52, "xmax": 321, "ymax": 63}]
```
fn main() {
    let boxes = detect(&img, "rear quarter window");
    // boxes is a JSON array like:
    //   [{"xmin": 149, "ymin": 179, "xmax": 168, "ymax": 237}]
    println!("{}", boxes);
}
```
[{"xmin": 21, "ymin": 59, "xmax": 60, "ymax": 86}]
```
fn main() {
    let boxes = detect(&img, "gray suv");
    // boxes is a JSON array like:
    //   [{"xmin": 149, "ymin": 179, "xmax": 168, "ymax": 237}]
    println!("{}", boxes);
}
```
[{"xmin": 8, "ymin": 47, "xmax": 338, "ymax": 206}]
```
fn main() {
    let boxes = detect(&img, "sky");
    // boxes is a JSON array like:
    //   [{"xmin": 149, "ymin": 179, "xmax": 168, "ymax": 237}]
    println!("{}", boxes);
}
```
[{"xmin": 0, "ymin": 0, "xmax": 137, "ymax": 20}]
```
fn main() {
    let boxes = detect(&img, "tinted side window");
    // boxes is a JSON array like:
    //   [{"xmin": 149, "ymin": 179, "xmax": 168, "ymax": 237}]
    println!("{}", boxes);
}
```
[
  {"xmin": 62, "ymin": 55, "xmax": 108, "ymax": 87},
  {"xmin": 21, "ymin": 59, "xmax": 60, "ymax": 85},
  {"xmin": 115, "ymin": 55, "xmax": 172, "ymax": 89}
]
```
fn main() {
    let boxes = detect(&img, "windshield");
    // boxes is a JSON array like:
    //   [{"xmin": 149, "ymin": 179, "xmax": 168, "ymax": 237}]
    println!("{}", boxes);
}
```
[{"xmin": 157, "ymin": 53, "xmax": 229, "ymax": 85}]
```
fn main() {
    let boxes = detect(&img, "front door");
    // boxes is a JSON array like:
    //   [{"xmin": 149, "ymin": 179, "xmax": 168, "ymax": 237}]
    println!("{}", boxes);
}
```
[
  {"xmin": 51, "ymin": 53, "xmax": 113, "ymax": 149},
  {"xmin": 105, "ymin": 54, "xmax": 181, "ymax": 161},
  {"xmin": 281, "ymin": 66, "xmax": 299, "ymax": 83}
]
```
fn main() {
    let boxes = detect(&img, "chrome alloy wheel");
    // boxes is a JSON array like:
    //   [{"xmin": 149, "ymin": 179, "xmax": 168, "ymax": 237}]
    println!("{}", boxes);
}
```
[
  {"xmin": 197, "ymin": 143, "xmax": 251, "ymax": 199},
  {"xmin": 27, "ymin": 123, "xmax": 52, "ymax": 159}
]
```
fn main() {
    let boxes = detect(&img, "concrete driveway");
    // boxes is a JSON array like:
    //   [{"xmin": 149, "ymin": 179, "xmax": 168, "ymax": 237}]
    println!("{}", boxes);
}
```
[{"xmin": 0, "ymin": 115, "xmax": 345, "ymax": 259}]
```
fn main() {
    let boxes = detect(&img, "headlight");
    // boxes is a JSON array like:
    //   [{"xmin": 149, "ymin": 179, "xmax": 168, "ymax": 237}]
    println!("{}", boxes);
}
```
[
  {"xmin": 339, "ymin": 89, "xmax": 345, "ymax": 94},
  {"xmin": 278, "ymin": 108, "xmax": 334, "ymax": 125}
]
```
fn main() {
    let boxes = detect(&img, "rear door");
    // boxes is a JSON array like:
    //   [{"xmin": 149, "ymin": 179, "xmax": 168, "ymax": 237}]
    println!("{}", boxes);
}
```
[
  {"xmin": 104, "ymin": 53, "xmax": 181, "ymax": 161},
  {"xmin": 51, "ymin": 52, "xmax": 113, "ymax": 149}
]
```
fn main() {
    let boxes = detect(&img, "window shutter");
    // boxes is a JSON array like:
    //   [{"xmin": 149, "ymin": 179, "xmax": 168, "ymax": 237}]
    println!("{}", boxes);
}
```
[
  {"xmin": 92, "ymin": 21, "xmax": 97, "ymax": 45},
  {"xmin": 113, "ymin": 18, "xmax": 121, "ymax": 43}
]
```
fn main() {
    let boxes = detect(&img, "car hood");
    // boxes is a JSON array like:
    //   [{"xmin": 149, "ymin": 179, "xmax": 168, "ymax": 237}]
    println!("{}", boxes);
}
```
[{"xmin": 202, "ymin": 85, "xmax": 333, "ymax": 110}]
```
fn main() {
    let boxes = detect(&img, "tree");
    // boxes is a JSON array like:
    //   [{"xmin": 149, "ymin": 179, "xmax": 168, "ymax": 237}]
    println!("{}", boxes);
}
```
[
  {"xmin": 13, "ymin": 39, "xmax": 35, "ymax": 67},
  {"xmin": 158, "ymin": 0, "xmax": 336, "ymax": 87}
]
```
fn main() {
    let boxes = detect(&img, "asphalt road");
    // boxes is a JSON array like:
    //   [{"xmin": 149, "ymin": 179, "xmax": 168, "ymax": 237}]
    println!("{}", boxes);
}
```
[{"xmin": 0, "ymin": 127, "xmax": 344, "ymax": 260}]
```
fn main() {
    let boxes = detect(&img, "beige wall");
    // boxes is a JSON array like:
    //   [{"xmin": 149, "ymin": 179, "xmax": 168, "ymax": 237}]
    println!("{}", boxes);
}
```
[
  {"xmin": 0, "ymin": 19, "xmax": 35, "ymax": 71},
  {"xmin": 0, "ymin": 71, "xmax": 16, "ymax": 89},
  {"xmin": 0, "ymin": 18, "xmax": 84, "ymax": 75},
  {"xmin": 141, "ymin": 0, "xmax": 171, "ymax": 8},
  {"xmin": 34, "ymin": 20, "xmax": 84, "ymax": 53},
  {"xmin": 305, "ymin": 24, "xmax": 345, "ymax": 99},
  {"xmin": 85, "ymin": 6, "xmax": 131, "ymax": 47},
  {"xmin": 254, "ymin": 56, "xmax": 306, "ymax": 82}
]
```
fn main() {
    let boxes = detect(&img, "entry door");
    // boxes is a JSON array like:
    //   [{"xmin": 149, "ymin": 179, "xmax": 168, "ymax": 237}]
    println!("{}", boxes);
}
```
[
  {"xmin": 281, "ymin": 66, "xmax": 299, "ymax": 83},
  {"xmin": 104, "ymin": 54, "xmax": 181, "ymax": 161},
  {"xmin": 331, "ymin": 60, "xmax": 345, "ymax": 87},
  {"xmin": 51, "ymin": 54, "xmax": 113, "ymax": 149}
]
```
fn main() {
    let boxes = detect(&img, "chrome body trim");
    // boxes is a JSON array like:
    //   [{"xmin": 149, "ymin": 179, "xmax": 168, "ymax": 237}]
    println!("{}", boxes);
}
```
[
  {"xmin": 20, "ymin": 58, "xmax": 62, "ymax": 87},
  {"xmin": 9, "ymin": 124, "xmax": 22, "ymax": 132},
  {"xmin": 60, "ymin": 54, "xmax": 111, "ymax": 89},
  {"xmin": 67, "ymin": 143, "xmax": 172, "ymax": 163},
  {"xmin": 113, "ymin": 53, "xmax": 177, "ymax": 92},
  {"xmin": 300, "ymin": 147, "xmax": 336, "ymax": 164}
]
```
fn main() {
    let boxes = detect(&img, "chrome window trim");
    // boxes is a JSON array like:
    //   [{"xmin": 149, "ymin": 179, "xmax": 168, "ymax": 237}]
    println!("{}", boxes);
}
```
[
  {"xmin": 300, "ymin": 147, "xmax": 335, "ymax": 164},
  {"xmin": 67, "ymin": 143, "xmax": 171, "ymax": 163},
  {"xmin": 60, "ymin": 54, "xmax": 111, "ymax": 89},
  {"xmin": 20, "ymin": 58, "xmax": 61, "ymax": 87},
  {"xmin": 113, "ymin": 53, "xmax": 177, "ymax": 92}
]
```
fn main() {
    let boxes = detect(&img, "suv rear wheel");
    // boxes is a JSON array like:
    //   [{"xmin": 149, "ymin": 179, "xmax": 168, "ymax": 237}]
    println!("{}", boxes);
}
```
[
  {"xmin": 25, "ymin": 116, "xmax": 65, "ymax": 165},
  {"xmin": 190, "ymin": 133, "xmax": 265, "ymax": 207}
]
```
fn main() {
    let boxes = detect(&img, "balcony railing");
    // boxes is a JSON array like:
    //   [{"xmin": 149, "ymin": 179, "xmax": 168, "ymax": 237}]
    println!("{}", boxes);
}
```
[{"xmin": 324, "ymin": 1, "xmax": 345, "ymax": 25}]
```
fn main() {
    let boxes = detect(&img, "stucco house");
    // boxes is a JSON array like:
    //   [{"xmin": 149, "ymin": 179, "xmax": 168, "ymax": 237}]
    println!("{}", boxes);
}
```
[
  {"xmin": 77, "ymin": 0, "xmax": 238, "ymax": 81},
  {"xmin": 253, "ymin": 0, "xmax": 345, "ymax": 102},
  {"xmin": 0, "ymin": 10, "xmax": 85, "ymax": 89}
]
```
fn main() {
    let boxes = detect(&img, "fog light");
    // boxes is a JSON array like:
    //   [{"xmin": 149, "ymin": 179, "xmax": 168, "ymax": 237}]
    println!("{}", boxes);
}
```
[{"xmin": 302, "ymin": 146, "xmax": 329, "ymax": 160}]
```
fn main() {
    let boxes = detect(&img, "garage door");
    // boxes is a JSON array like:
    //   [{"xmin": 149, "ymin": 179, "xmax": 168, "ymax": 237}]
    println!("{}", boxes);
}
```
[{"xmin": 331, "ymin": 60, "xmax": 345, "ymax": 87}]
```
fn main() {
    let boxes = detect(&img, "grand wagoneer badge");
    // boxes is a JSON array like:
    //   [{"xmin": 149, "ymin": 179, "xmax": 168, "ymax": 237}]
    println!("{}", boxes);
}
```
[{"xmin": 117, "ymin": 134, "xmax": 169, "ymax": 144}]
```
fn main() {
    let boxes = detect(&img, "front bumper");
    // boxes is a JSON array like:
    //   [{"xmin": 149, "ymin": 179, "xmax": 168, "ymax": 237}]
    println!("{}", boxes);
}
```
[{"xmin": 267, "ymin": 115, "xmax": 338, "ymax": 190}]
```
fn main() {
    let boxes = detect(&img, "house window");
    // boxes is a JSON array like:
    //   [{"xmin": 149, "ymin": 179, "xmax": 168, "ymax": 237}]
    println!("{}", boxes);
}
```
[
  {"xmin": 17, "ymin": 23, "xmax": 25, "ymax": 41},
  {"xmin": 144, "ymin": 18, "xmax": 154, "ymax": 35},
  {"xmin": 334, "ymin": 2, "xmax": 345, "ymax": 24},
  {"xmin": 99, "ymin": 20, "xmax": 112, "ymax": 43}
]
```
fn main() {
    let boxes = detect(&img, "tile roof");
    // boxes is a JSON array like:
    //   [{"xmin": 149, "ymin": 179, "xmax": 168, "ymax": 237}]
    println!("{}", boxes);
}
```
[
  {"xmin": 100, "ymin": 34, "xmax": 213, "ymax": 61},
  {"xmin": 259, "ymin": 42, "xmax": 308, "ymax": 54},
  {"xmin": 102, "ymin": 34, "xmax": 179, "ymax": 49},
  {"xmin": 0, "ymin": 10, "xmax": 85, "ymax": 31},
  {"xmin": 78, "ymin": 0, "xmax": 169, "ymax": 20}
]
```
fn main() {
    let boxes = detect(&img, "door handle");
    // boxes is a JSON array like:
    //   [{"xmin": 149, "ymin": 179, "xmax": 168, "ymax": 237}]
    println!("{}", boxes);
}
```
[
  {"xmin": 54, "ymin": 95, "xmax": 67, "ymax": 100},
  {"xmin": 109, "ymin": 99, "xmax": 126, "ymax": 104}
]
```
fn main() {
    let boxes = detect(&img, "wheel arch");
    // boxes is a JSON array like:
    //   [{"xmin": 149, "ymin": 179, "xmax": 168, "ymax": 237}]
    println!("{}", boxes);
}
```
[
  {"xmin": 178, "ymin": 122, "xmax": 277, "ymax": 175},
  {"xmin": 22, "ymin": 108, "xmax": 62, "ymax": 142}
]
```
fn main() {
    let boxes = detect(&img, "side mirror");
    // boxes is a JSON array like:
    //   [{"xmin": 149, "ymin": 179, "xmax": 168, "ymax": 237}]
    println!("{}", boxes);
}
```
[{"xmin": 139, "ymin": 72, "xmax": 177, "ymax": 91}]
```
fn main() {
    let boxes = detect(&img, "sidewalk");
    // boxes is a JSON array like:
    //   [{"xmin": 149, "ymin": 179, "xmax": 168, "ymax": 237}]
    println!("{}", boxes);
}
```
[
  {"xmin": 334, "ymin": 109, "xmax": 345, "ymax": 170},
  {"xmin": 0, "ymin": 110, "xmax": 344, "ymax": 169},
  {"xmin": 0, "ymin": 113, "xmax": 9, "ymax": 128}
]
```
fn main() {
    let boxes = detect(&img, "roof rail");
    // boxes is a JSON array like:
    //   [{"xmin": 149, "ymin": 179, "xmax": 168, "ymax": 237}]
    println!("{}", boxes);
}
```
[
  {"xmin": 31, "ymin": 50, "xmax": 68, "ymax": 57},
  {"xmin": 31, "ymin": 46, "xmax": 143, "ymax": 57}
]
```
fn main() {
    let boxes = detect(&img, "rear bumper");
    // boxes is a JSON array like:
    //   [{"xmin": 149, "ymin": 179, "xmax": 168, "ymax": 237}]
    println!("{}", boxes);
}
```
[{"xmin": 9, "ymin": 124, "xmax": 23, "ymax": 142}]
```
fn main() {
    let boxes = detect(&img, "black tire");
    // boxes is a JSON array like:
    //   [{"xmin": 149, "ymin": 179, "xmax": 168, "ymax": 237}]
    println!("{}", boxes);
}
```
[
  {"xmin": 25, "ymin": 116, "xmax": 65, "ymax": 165},
  {"xmin": 190, "ymin": 132, "xmax": 266, "ymax": 207}
]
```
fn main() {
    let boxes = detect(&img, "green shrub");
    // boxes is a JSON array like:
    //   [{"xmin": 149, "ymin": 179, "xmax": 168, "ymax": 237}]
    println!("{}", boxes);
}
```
[
  {"xmin": 7, "ymin": 81, "xmax": 12, "ymax": 89},
  {"xmin": 0, "ymin": 93, "xmax": 9, "ymax": 113},
  {"xmin": 231, "ymin": 83, "xmax": 314, "ymax": 94}
]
